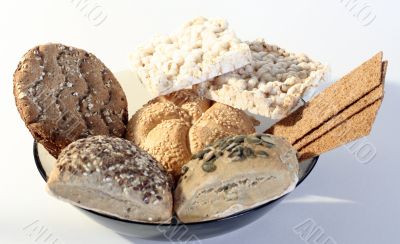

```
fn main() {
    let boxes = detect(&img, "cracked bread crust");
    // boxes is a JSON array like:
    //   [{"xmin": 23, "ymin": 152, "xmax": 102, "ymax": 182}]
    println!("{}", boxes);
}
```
[{"xmin": 13, "ymin": 43, "xmax": 128, "ymax": 157}]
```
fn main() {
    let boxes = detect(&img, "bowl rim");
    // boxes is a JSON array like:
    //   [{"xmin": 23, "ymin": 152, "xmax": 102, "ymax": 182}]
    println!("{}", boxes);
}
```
[{"xmin": 34, "ymin": 141, "xmax": 318, "ymax": 226}]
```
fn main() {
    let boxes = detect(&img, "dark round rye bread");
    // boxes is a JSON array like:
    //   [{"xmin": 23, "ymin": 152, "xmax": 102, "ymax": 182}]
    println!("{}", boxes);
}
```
[{"xmin": 13, "ymin": 43, "xmax": 128, "ymax": 158}]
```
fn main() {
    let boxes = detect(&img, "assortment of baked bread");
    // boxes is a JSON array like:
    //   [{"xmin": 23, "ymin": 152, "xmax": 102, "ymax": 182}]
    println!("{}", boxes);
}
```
[{"xmin": 13, "ymin": 17, "xmax": 387, "ymax": 223}]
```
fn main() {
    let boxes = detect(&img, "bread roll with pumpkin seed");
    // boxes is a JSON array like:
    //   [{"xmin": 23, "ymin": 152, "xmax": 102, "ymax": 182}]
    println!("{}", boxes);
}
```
[{"xmin": 174, "ymin": 134, "xmax": 299, "ymax": 223}]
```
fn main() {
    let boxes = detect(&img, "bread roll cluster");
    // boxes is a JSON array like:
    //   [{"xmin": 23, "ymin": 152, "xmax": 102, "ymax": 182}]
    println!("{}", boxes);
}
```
[{"xmin": 126, "ymin": 89, "xmax": 258, "ymax": 177}]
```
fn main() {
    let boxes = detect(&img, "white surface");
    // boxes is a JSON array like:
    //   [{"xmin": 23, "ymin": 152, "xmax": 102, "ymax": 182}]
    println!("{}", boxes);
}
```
[{"xmin": 0, "ymin": 0, "xmax": 399, "ymax": 243}]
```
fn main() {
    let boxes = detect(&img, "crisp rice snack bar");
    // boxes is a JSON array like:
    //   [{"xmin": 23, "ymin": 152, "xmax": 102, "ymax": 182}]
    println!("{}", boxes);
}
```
[
  {"xmin": 130, "ymin": 17, "xmax": 251, "ymax": 96},
  {"xmin": 194, "ymin": 39, "xmax": 328, "ymax": 119}
]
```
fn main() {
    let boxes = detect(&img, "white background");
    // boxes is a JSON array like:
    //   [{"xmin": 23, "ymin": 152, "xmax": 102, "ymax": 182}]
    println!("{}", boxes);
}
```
[{"xmin": 0, "ymin": 0, "xmax": 399, "ymax": 243}]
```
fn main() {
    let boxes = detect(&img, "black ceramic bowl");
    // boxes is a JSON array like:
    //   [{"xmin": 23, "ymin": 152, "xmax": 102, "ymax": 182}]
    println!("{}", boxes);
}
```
[{"xmin": 34, "ymin": 141, "xmax": 318, "ymax": 240}]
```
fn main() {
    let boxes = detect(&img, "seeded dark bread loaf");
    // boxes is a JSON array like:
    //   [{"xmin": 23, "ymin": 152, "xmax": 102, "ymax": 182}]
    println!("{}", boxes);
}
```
[
  {"xmin": 126, "ymin": 89, "xmax": 258, "ymax": 178},
  {"xmin": 47, "ymin": 136, "xmax": 173, "ymax": 223},
  {"xmin": 13, "ymin": 43, "xmax": 128, "ymax": 158},
  {"xmin": 174, "ymin": 134, "xmax": 299, "ymax": 223}
]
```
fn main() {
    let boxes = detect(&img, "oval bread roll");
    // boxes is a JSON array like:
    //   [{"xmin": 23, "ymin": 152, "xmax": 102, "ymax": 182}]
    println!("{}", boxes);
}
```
[
  {"xmin": 13, "ymin": 43, "xmax": 128, "ymax": 158},
  {"xmin": 174, "ymin": 134, "xmax": 299, "ymax": 223},
  {"xmin": 47, "ymin": 135, "xmax": 173, "ymax": 223}
]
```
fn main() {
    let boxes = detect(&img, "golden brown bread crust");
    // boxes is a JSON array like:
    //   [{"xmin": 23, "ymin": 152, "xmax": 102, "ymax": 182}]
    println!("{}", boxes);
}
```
[
  {"xmin": 142, "ymin": 119, "xmax": 192, "ymax": 175},
  {"xmin": 126, "ymin": 102, "xmax": 191, "ymax": 146},
  {"xmin": 126, "ymin": 90, "xmax": 258, "ymax": 177},
  {"xmin": 13, "ymin": 43, "xmax": 128, "ymax": 157},
  {"xmin": 148, "ymin": 89, "xmax": 211, "ymax": 122},
  {"xmin": 189, "ymin": 103, "xmax": 260, "ymax": 153}
]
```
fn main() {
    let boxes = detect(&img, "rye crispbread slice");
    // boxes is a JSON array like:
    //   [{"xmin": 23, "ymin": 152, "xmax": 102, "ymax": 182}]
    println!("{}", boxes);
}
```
[
  {"xmin": 297, "ymin": 98, "xmax": 383, "ymax": 161},
  {"xmin": 294, "ymin": 61, "xmax": 387, "ymax": 149},
  {"xmin": 266, "ymin": 52, "xmax": 383, "ymax": 145}
]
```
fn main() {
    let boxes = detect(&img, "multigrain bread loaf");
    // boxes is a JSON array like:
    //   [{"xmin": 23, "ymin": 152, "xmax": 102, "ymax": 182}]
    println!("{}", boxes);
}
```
[
  {"xmin": 194, "ymin": 39, "xmax": 327, "ymax": 119},
  {"xmin": 130, "ymin": 17, "xmax": 251, "ymax": 96},
  {"xmin": 13, "ymin": 43, "xmax": 128, "ymax": 158},
  {"xmin": 126, "ymin": 90, "xmax": 258, "ymax": 177},
  {"xmin": 174, "ymin": 134, "xmax": 299, "ymax": 223},
  {"xmin": 47, "ymin": 136, "xmax": 173, "ymax": 223}
]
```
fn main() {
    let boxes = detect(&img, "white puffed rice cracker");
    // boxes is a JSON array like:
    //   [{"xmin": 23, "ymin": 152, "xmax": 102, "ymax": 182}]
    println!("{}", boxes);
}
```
[
  {"xmin": 130, "ymin": 17, "xmax": 252, "ymax": 96},
  {"xmin": 194, "ymin": 39, "xmax": 329, "ymax": 119}
]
